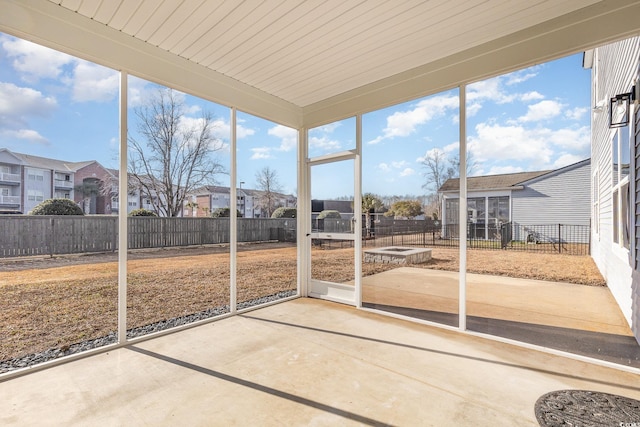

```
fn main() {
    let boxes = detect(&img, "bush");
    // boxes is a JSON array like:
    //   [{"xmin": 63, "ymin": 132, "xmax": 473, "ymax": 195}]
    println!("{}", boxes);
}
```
[
  {"xmin": 211, "ymin": 207, "xmax": 242, "ymax": 218},
  {"xmin": 29, "ymin": 198, "xmax": 84, "ymax": 215},
  {"xmin": 271, "ymin": 207, "xmax": 296, "ymax": 218},
  {"xmin": 129, "ymin": 208, "xmax": 157, "ymax": 217},
  {"xmin": 317, "ymin": 210, "xmax": 342, "ymax": 219}
]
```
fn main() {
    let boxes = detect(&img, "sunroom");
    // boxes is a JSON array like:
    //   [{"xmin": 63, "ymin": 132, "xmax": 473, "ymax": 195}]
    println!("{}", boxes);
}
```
[{"xmin": 1, "ymin": 0, "xmax": 640, "ymax": 425}]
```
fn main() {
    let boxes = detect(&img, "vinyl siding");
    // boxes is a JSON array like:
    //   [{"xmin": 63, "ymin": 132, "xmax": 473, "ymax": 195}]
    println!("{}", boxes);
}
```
[
  {"xmin": 634, "ymin": 98, "xmax": 640, "ymax": 340},
  {"xmin": 512, "ymin": 160, "xmax": 590, "ymax": 226},
  {"xmin": 590, "ymin": 36, "xmax": 639, "ymax": 339}
]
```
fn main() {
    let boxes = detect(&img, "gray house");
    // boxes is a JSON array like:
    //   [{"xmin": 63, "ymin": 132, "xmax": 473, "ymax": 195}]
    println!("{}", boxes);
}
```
[{"xmin": 439, "ymin": 159, "xmax": 591, "ymax": 242}]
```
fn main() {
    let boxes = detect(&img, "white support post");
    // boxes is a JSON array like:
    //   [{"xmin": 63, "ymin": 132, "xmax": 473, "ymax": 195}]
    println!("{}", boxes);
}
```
[
  {"xmin": 354, "ymin": 115, "xmax": 363, "ymax": 308},
  {"xmin": 459, "ymin": 84, "xmax": 468, "ymax": 331},
  {"xmin": 117, "ymin": 71, "xmax": 128, "ymax": 343},
  {"xmin": 230, "ymin": 107, "xmax": 237, "ymax": 314},
  {"xmin": 297, "ymin": 127, "xmax": 309, "ymax": 297}
]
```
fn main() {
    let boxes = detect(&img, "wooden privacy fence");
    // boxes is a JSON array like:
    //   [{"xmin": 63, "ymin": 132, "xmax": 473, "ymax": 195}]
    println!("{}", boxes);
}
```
[{"xmin": 0, "ymin": 216, "xmax": 296, "ymax": 258}]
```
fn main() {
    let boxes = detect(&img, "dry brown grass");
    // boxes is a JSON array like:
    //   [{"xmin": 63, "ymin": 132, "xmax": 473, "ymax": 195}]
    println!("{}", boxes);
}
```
[{"xmin": 0, "ymin": 244, "xmax": 604, "ymax": 361}]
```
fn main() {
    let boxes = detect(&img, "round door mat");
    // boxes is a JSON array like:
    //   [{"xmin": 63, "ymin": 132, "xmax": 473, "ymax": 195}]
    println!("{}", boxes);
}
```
[{"xmin": 535, "ymin": 390, "xmax": 640, "ymax": 426}]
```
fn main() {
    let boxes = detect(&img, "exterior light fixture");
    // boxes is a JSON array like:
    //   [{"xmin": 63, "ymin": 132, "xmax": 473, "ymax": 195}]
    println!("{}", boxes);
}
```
[{"xmin": 609, "ymin": 84, "xmax": 637, "ymax": 128}]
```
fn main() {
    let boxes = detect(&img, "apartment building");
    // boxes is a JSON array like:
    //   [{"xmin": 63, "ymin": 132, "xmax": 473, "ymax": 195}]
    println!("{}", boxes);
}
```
[
  {"xmin": 0, "ymin": 148, "xmax": 158, "ymax": 215},
  {"xmin": 185, "ymin": 185, "xmax": 296, "ymax": 218},
  {"xmin": 0, "ymin": 148, "xmax": 89, "ymax": 214}
]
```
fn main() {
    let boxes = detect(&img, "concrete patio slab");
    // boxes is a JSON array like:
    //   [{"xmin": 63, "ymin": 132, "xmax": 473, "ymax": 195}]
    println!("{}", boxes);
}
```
[
  {"xmin": 362, "ymin": 267, "xmax": 640, "ymax": 367},
  {"xmin": 1, "ymin": 298, "xmax": 639, "ymax": 426}
]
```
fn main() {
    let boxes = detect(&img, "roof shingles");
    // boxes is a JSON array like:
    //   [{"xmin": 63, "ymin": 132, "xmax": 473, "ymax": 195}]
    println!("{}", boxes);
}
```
[{"xmin": 439, "ymin": 170, "xmax": 551, "ymax": 192}]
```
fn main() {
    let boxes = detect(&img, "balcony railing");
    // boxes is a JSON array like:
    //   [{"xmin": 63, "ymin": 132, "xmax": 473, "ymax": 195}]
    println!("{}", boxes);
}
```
[
  {"xmin": 0, "ymin": 172, "xmax": 20, "ymax": 183},
  {"xmin": 54, "ymin": 180, "xmax": 74, "ymax": 189},
  {"xmin": 0, "ymin": 195, "xmax": 20, "ymax": 205}
]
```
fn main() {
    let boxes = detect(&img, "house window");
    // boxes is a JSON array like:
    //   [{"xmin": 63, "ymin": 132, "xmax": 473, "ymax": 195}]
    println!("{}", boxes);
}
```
[
  {"xmin": 27, "ymin": 190, "xmax": 44, "ymax": 202},
  {"xmin": 28, "ymin": 171, "xmax": 44, "ymax": 182},
  {"xmin": 0, "ymin": 166, "xmax": 9, "ymax": 174},
  {"xmin": 612, "ymin": 126, "xmax": 630, "ymax": 250},
  {"xmin": 0, "ymin": 187, "xmax": 9, "ymax": 196}
]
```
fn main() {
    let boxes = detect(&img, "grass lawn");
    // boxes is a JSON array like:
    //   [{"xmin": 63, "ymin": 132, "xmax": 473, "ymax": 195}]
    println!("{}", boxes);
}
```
[{"xmin": 0, "ymin": 244, "xmax": 604, "ymax": 362}]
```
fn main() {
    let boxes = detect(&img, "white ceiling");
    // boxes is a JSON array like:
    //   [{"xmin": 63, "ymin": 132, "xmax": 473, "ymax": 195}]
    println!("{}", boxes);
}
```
[
  {"xmin": 48, "ymin": 0, "xmax": 601, "ymax": 107},
  {"xmin": 2, "ymin": 0, "xmax": 640, "ymax": 127}
]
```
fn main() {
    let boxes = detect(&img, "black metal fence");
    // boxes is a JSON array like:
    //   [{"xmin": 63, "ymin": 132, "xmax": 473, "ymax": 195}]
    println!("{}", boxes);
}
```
[{"xmin": 361, "ymin": 221, "xmax": 590, "ymax": 255}]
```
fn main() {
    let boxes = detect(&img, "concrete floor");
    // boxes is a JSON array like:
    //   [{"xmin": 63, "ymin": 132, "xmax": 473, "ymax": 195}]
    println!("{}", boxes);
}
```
[
  {"xmin": 363, "ymin": 268, "xmax": 640, "ymax": 366},
  {"xmin": 1, "ymin": 297, "xmax": 639, "ymax": 426}
]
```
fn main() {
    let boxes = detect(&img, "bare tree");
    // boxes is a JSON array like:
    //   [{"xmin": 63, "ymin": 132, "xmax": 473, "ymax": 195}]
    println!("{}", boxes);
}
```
[
  {"xmin": 255, "ymin": 166, "xmax": 283, "ymax": 218},
  {"xmin": 421, "ymin": 149, "xmax": 477, "ymax": 220},
  {"xmin": 447, "ymin": 151, "xmax": 478, "ymax": 179},
  {"xmin": 128, "ymin": 88, "xmax": 225, "ymax": 217},
  {"xmin": 421, "ymin": 149, "xmax": 452, "ymax": 220}
]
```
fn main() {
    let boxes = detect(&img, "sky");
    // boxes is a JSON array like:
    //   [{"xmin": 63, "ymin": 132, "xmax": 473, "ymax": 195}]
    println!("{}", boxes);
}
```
[{"xmin": 0, "ymin": 32, "xmax": 592, "ymax": 201}]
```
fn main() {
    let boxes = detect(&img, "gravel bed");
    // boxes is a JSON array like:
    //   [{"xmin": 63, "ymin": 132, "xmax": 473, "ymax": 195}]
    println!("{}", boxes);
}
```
[{"xmin": 0, "ymin": 290, "xmax": 296, "ymax": 374}]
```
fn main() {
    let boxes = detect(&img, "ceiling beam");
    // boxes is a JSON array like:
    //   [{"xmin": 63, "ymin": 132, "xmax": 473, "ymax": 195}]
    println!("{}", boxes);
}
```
[{"xmin": 302, "ymin": 0, "xmax": 640, "ymax": 128}]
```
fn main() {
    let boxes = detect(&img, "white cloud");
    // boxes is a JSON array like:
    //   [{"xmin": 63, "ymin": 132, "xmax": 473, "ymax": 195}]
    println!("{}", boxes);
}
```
[
  {"xmin": 565, "ymin": 106, "xmax": 588, "ymax": 121},
  {"xmin": 505, "ymin": 69, "xmax": 539, "ymax": 85},
  {"xmin": 547, "ymin": 126, "xmax": 590, "ymax": 151},
  {"xmin": 467, "ymin": 103, "xmax": 482, "ymax": 117},
  {"xmin": 0, "ymin": 82, "xmax": 57, "ymax": 131},
  {"xmin": 521, "ymin": 91, "xmax": 545, "ymax": 101},
  {"xmin": 380, "ymin": 94, "xmax": 459, "ymax": 140},
  {"xmin": 0, "ymin": 129, "xmax": 49, "ymax": 144},
  {"xmin": 268, "ymin": 125, "xmax": 297, "ymax": 152},
  {"xmin": 378, "ymin": 163, "xmax": 391, "ymax": 172},
  {"xmin": 399, "ymin": 168, "xmax": 415, "ymax": 177},
  {"xmin": 207, "ymin": 118, "xmax": 254, "ymax": 140},
  {"xmin": 416, "ymin": 147, "xmax": 446, "ymax": 164},
  {"xmin": 552, "ymin": 153, "xmax": 585, "ymax": 168},
  {"xmin": 310, "ymin": 121, "xmax": 340, "ymax": 135},
  {"xmin": 309, "ymin": 136, "xmax": 341, "ymax": 152},
  {"xmin": 184, "ymin": 104, "xmax": 202, "ymax": 115},
  {"xmin": 467, "ymin": 122, "xmax": 589, "ymax": 170},
  {"xmin": 467, "ymin": 123, "xmax": 555, "ymax": 167},
  {"xmin": 1, "ymin": 36, "xmax": 75, "ymax": 82},
  {"xmin": 0, "ymin": 82, "xmax": 57, "ymax": 118},
  {"xmin": 391, "ymin": 160, "xmax": 409, "ymax": 169},
  {"xmin": 467, "ymin": 78, "xmax": 516, "ymax": 104},
  {"xmin": 518, "ymin": 100, "xmax": 564, "ymax": 122},
  {"xmin": 487, "ymin": 165, "xmax": 524, "ymax": 175},
  {"xmin": 443, "ymin": 142, "xmax": 459, "ymax": 153},
  {"xmin": 72, "ymin": 60, "xmax": 119, "ymax": 102},
  {"xmin": 367, "ymin": 135, "xmax": 384, "ymax": 145},
  {"xmin": 251, "ymin": 147, "xmax": 272, "ymax": 160}
]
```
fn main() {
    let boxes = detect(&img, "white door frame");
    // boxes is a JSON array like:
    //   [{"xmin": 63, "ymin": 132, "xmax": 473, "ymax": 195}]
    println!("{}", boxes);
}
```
[{"xmin": 304, "ymin": 119, "xmax": 363, "ymax": 306}]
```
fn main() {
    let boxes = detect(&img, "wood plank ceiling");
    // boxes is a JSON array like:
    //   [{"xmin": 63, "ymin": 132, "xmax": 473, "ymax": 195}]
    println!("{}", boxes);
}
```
[{"xmin": 47, "ymin": 0, "xmax": 601, "ymax": 108}]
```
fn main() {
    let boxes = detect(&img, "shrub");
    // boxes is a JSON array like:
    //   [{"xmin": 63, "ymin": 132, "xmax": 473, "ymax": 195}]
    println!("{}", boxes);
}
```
[
  {"xmin": 129, "ymin": 208, "xmax": 157, "ymax": 217},
  {"xmin": 271, "ymin": 207, "xmax": 296, "ymax": 218},
  {"xmin": 317, "ymin": 210, "xmax": 342, "ymax": 219},
  {"xmin": 211, "ymin": 207, "xmax": 242, "ymax": 218},
  {"xmin": 29, "ymin": 198, "xmax": 84, "ymax": 215}
]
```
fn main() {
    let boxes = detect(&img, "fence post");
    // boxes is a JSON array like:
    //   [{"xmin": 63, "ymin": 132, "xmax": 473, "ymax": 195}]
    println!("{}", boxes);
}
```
[
  {"xmin": 558, "ymin": 223, "xmax": 562, "ymax": 254},
  {"xmin": 49, "ymin": 217, "xmax": 55, "ymax": 258},
  {"xmin": 391, "ymin": 224, "xmax": 394, "ymax": 246},
  {"xmin": 112, "ymin": 217, "xmax": 117, "ymax": 252}
]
